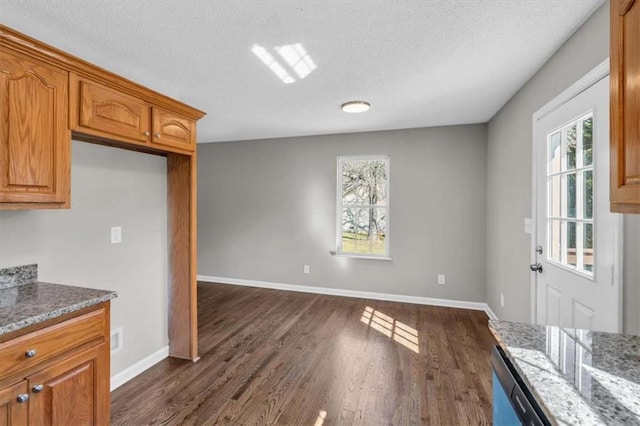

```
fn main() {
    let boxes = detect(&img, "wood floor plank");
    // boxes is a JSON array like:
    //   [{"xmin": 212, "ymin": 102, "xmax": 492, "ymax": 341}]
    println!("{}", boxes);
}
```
[{"xmin": 111, "ymin": 283, "xmax": 497, "ymax": 425}]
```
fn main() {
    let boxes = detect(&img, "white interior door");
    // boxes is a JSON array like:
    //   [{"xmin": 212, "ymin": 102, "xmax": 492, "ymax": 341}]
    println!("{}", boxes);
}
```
[{"xmin": 533, "ymin": 74, "xmax": 622, "ymax": 333}]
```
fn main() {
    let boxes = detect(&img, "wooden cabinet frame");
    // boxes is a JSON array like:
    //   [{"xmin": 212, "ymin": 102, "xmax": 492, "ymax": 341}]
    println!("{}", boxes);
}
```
[
  {"xmin": 610, "ymin": 0, "xmax": 640, "ymax": 213},
  {"xmin": 0, "ymin": 25, "xmax": 204, "ymax": 361}
]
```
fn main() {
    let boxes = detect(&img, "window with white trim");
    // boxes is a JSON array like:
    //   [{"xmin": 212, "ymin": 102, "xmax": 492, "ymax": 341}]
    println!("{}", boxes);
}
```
[{"xmin": 337, "ymin": 155, "xmax": 389, "ymax": 258}]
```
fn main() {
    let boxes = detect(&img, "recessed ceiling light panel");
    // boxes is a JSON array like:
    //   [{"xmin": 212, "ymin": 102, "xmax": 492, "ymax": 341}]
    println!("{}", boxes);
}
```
[{"xmin": 341, "ymin": 101, "xmax": 370, "ymax": 113}]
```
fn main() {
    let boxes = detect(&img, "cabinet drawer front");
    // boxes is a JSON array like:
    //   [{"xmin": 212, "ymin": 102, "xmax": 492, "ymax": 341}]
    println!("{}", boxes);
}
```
[
  {"xmin": 152, "ymin": 107, "xmax": 196, "ymax": 151},
  {"xmin": 77, "ymin": 78, "xmax": 151, "ymax": 143},
  {"xmin": 0, "ymin": 309, "xmax": 105, "ymax": 381}
]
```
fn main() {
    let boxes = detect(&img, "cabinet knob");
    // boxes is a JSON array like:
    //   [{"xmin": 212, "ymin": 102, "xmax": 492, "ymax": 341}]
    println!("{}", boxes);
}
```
[
  {"xmin": 143, "ymin": 131, "xmax": 150, "ymax": 137},
  {"xmin": 25, "ymin": 349, "xmax": 37, "ymax": 358},
  {"xmin": 16, "ymin": 394, "xmax": 29, "ymax": 403},
  {"xmin": 154, "ymin": 133, "xmax": 161, "ymax": 138},
  {"xmin": 32, "ymin": 384, "xmax": 44, "ymax": 393}
]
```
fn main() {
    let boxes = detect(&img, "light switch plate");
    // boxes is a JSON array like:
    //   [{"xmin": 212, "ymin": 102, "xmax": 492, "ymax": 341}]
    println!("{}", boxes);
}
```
[
  {"xmin": 110, "ymin": 226, "xmax": 122, "ymax": 244},
  {"xmin": 524, "ymin": 218, "xmax": 532, "ymax": 234}
]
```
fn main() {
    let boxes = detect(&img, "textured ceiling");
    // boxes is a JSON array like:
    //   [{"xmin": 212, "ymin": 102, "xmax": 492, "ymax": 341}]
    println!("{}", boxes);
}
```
[{"xmin": 2, "ymin": 1, "xmax": 604, "ymax": 143}]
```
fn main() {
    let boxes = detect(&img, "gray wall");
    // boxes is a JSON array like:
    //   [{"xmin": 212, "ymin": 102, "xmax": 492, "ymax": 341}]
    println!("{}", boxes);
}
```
[
  {"xmin": 198, "ymin": 124, "xmax": 487, "ymax": 303},
  {"xmin": 0, "ymin": 141, "xmax": 169, "ymax": 376},
  {"xmin": 486, "ymin": 3, "xmax": 640, "ymax": 334}
]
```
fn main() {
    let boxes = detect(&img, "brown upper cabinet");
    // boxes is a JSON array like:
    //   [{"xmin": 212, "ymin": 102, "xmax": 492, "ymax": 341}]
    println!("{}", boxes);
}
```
[
  {"xmin": 72, "ymin": 75, "xmax": 152, "ymax": 144},
  {"xmin": 70, "ymin": 75, "xmax": 196, "ymax": 152},
  {"xmin": 611, "ymin": 0, "xmax": 640, "ymax": 213},
  {"xmin": 152, "ymin": 107, "xmax": 196, "ymax": 151},
  {"xmin": 1, "ymin": 24, "xmax": 203, "ymax": 363},
  {"xmin": 0, "ymin": 48, "xmax": 70, "ymax": 208}
]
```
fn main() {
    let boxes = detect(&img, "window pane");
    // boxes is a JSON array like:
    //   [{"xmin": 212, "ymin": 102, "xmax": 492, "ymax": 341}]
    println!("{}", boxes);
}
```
[
  {"xmin": 582, "ymin": 117, "xmax": 593, "ymax": 167},
  {"xmin": 342, "ymin": 160, "xmax": 387, "ymax": 206},
  {"xmin": 549, "ymin": 175, "xmax": 562, "ymax": 218},
  {"xmin": 548, "ymin": 131, "xmax": 562, "ymax": 174},
  {"xmin": 566, "ymin": 125, "xmax": 577, "ymax": 170},
  {"xmin": 566, "ymin": 173, "xmax": 576, "ymax": 219},
  {"xmin": 549, "ymin": 219, "xmax": 562, "ymax": 262},
  {"xmin": 341, "ymin": 207, "xmax": 386, "ymax": 255},
  {"xmin": 584, "ymin": 223, "xmax": 593, "ymax": 273},
  {"xmin": 584, "ymin": 170, "xmax": 593, "ymax": 219},
  {"xmin": 567, "ymin": 221, "xmax": 577, "ymax": 267}
]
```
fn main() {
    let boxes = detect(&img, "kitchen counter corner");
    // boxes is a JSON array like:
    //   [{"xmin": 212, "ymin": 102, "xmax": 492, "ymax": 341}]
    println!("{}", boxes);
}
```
[
  {"xmin": 0, "ymin": 282, "xmax": 117, "ymax": 336},
  {"xmin": 489, "ymin": 319, "xmax": 640, "ymax": 425}
]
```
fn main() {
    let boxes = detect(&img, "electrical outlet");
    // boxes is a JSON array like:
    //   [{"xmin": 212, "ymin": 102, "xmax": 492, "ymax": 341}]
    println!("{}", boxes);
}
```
[
  {"xmin": 111, "ymin": 326, "xmax": 123, "ymax": 355},
  {"xmin": 500, "ymin": 293, "xmax": 505, "ymax": 308},
  {"xmin": 438, "ymin": 274, "xmax": 445, "ymax": 285},
  {"xmin": 303, "ymin": 265, "xmax": 310, "ymax": 274},
  {"xmin": 110, "ymin": 226, "xmax": 122, "ymax": 244}
]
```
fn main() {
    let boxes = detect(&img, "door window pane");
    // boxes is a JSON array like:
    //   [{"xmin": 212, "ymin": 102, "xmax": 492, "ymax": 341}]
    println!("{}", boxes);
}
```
[
  {"xmin": 549, "ymin": 131, "xmax": 562, "ymax": 174},
  {"xmin": 584, "ymin": 170, "xmax": 593, "ymax": 219},
  {"xmin": 566, "ymin": 173, "xmax": 576, "ymax": 219},
  {"xmin": 567, "ymin": 221, "xmax": 577, "ymax": 267},
  {"xmin": 566, "ymin": 125, "xmax": 577, "ymax": 170},
  {"xmin": 584, "ymin": 223, "xmax": 593, "ymax": 273},
  {"xmin": 582, "ymin": 117, "xmax": 593, "ymax": 166},
  {"xmin": 549, "ymin": 176, "xmax": 562, "ymax": 217}
]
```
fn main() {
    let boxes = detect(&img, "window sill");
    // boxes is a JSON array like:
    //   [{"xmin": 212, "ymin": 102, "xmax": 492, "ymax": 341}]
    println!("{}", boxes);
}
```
[{"xmin": 330, "ymin": 252, "xmax": 393, "ymax": 261}]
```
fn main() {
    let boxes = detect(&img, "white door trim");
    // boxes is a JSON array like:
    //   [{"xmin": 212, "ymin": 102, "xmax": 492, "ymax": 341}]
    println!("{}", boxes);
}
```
[{"xmin": 530, "ymin": 58, "xmax": 623, "ymax": 327}]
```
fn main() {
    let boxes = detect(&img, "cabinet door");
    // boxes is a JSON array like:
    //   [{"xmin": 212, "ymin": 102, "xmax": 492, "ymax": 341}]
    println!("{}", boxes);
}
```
[
  {"xmin": 28, "ymin": 345, "xmax": 108, "ymax": 426},
  {"xmin": 0, "ymin": 49, "xmax": 70, "ymax": 206},
  {"xmin": 611, "ymin": 0, "xmax": 640, "ymax": 213},
  {"xmin": 0, "ymin": 381, "xmax": 28, "ymax": 426},
  {"xmin": 73, "ymin": 75, "xmax": 152, "ymax": 144},
  {"xmin": 152, "ymin": 107, "xmax": 196, "ymax": 151}
]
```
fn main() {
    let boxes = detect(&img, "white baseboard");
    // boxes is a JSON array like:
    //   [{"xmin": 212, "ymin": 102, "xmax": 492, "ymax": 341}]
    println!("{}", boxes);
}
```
[
  {"xmin": 110, "ymin": 345, "xmax": 169, "ymax": 392},
  {"xmin": 197, "ymin": 275, "xmax": 498, "ymax": 319},
  {"xmin": 484, "ymin": 305, "xmax": 498, "ymax": 321}
]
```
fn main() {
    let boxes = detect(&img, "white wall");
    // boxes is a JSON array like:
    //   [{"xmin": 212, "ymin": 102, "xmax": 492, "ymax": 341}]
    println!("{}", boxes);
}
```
[
  {"xmin": 485, "ymin": 2, "xmax": 640, "ymax": 334},
  {"xmin": 0, "ymin": 141, "xmax": 169, "ymax": 376},
  {"xmin": 198, "ymin": 124, "xmax": 488, "ymax": 303}
]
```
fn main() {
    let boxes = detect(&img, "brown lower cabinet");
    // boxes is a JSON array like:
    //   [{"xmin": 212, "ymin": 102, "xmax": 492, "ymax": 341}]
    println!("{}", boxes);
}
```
[
  {"xmin": 0, "ymin": 381, "xmax": 28, "ymax": 425},
  {"xmin": 0, "ymin": 303, "xmax": 110, "ymax": 426}
]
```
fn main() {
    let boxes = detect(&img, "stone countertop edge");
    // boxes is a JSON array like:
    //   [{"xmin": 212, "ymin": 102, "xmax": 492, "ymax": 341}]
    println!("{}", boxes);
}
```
[
  {"xmin": 488, "ymin": 320, "xmax": 559, "ymax": 426},
  {"xmin": 0, "ymin": 286, "xmax": 117, "ymax": 336}
]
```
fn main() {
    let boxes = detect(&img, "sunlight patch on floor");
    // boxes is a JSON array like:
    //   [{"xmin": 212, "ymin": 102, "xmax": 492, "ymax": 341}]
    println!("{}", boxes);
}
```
[
  {"xmin": 360, "ymin": 306, "xmax": 419, "ymax": 353},
  {"xmin": 314, "ymin": 410, "xmax": 327, "ymax": 426}
]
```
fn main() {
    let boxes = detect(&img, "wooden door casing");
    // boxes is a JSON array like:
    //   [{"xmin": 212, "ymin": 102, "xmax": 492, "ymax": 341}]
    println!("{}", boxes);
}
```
[
  {"xmin": 611, "ymin": 0, "xmax": 640, "ymax": 212},
  {"xmin": 0, "ymin": 381, "xmax": 28, "ymax": 426},
  {"xmin": 0, "ymin": 48, "xmax": 70, "ymax": 206}
]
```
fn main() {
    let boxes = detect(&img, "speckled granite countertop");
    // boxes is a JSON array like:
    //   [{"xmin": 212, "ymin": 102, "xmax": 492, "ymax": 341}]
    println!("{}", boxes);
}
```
[
  {"xmin": 0, "ymin": 264, "xmax": 116, "ymax": 336},
  {"xmin": 489, "ymin": 320, "xmax": 640, "ymax": 426}
]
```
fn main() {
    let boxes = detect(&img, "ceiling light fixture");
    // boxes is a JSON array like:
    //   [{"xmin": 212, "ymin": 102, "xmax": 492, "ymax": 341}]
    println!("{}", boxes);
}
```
[{"xmin": 341, "ymin": 101, "xmax": 370, "ymax": 113}]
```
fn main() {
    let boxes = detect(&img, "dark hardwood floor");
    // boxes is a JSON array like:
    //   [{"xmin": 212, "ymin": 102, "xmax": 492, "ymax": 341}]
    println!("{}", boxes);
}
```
[{"xmin": 111, "ymin": 283, "xmax": 497, "ymax": 425}]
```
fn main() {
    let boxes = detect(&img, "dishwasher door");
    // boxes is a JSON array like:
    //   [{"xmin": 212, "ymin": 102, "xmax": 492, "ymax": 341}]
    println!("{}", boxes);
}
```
[
  {"xmin": 491, "ymin": 346, "xmax": 549, "ymax": 426},
  {"xmin": 493, "ymin": 369, "xmax": 520, "ymax": 425}
]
